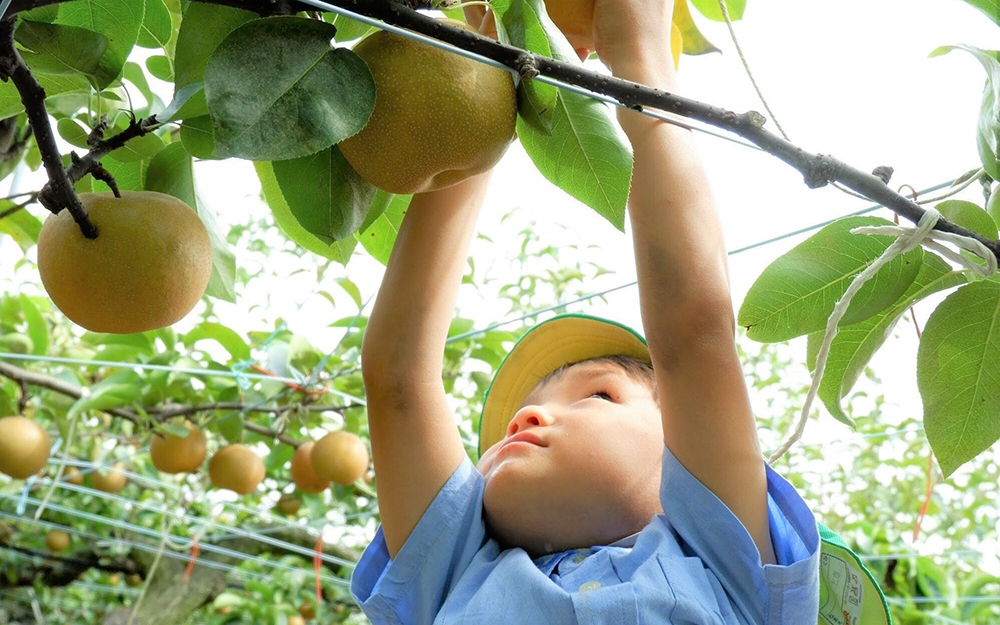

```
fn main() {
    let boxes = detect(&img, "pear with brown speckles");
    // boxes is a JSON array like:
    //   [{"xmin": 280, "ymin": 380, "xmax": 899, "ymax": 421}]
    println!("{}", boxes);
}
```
[{"xmin": 339, "ymin": 18, "xmax": 516, "ymax": 194}]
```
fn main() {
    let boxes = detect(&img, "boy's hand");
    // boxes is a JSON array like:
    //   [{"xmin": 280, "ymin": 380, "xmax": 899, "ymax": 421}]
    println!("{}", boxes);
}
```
[
  {"xmin": 462, "ymin": 4, "xmax": 591, "ymax": 62},
  {"xmin": 591, "ymin": 0, "xmax": 676, "ymax": 74}
]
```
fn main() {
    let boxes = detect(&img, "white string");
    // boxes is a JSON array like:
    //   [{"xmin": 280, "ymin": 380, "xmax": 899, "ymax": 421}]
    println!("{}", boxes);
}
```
[{"xmin": 768, "ymin": 208, "xmax": 997, "ymax": 463}]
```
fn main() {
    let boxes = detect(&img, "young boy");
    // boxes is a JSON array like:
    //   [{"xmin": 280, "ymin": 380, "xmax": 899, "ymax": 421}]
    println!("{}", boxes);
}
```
[{"xmin": 350, "ymin": 1, "xmax": 824, "ymax": 622}]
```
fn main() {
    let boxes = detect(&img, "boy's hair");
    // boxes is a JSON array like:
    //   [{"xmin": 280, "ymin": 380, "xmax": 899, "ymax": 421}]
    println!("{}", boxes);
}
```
[{"xmin": 536, "ymin": 355, "xmax": 659, "ymax": 404}]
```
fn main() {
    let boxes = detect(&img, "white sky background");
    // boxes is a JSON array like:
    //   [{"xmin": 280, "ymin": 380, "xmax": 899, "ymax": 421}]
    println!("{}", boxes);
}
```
[{"xmin": 2, "ymin": 0, "xmax": 999, "ymax": 564}]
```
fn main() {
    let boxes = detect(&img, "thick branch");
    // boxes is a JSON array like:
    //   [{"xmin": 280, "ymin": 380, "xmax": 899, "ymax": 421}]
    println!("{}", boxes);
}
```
[
  {"xmin": 0, "ymin": 361, "xmax": 302, "ymax": 446},
  {"xmin": 0, "ymin": 18, "xmax": 96, "ymax": 238},
  {"xmin": 0, "ymin": 543, "xmax": 140, "ymax": 589}
]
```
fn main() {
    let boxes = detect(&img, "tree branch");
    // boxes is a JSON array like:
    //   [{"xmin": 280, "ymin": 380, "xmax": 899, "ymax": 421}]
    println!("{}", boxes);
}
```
[
  {"xmin": 0, "ymin": 361, "xmax": 304, "ymax": 446},
  {"xmin": 0, "ymin": 543, "xmax": 141, "ymax": 589},
  {"xmin": 1, "ymin": 0, "xmax": 996, "ymax": 259},
  {"xmin": 0, "ymin": 17, "xmax": 97, "ymax": 238}
]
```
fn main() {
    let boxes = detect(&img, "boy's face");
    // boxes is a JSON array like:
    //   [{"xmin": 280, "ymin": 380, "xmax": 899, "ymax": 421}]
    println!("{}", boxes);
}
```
[{"xmin": 476, "ymin": 359, "xmax": 665, "ymax": 557}]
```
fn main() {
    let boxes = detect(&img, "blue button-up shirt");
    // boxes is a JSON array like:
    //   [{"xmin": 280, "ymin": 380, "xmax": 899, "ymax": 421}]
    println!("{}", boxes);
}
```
[{"xmin": 351, "ymin": 443, "xmax": 820, "ymax": 624}]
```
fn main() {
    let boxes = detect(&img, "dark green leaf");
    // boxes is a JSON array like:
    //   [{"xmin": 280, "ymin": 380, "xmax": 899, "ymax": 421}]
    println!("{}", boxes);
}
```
[
  {"xmin": 272, "ymin": 146, "xmax": 375, "ymax": 243},
  {"xmin": 55, "ymin": 0, "xmax": 143, "ymax": 89},
  {"xmin": 160, "ymin": 422, "xmax": 191, "ymax": 438},
  {"xmin": 158, "ymin": 83, "xmax": 203, "ymax": 124},
  {"xmin": 145, "ymin": 142, "xmax": 237, "ymax": 302},
  {"xmin": 737, "ymin": 216, "xmax": 924, "ymax": 342},
  {"xmin": 15, "ymin": 21, "xmax": 108, "ymax": 78},
  {"xmin": 106, "ymin": 131, "xmax": 166, "ymax": 163},
  {"xmin": 100, "ymin": 157, "xmax": 148, "ymax": 192},
  {"xmin": 918, "ymin": 280, "xmax": 1000, "ymax": 476},
  {"xmin": 179, "ymin": 115, "xmax": 216, "ymax": 159},
  {"xmin": 936, "ymin": 199, "xmax": 999, "ymax": 240},
  {"xmin": 205, "ymin": 16, "xmax": 375, "ymax": 161},
  {"xmin": 255, "ymin": 160, "xmax": 360, "ymax": 264}
]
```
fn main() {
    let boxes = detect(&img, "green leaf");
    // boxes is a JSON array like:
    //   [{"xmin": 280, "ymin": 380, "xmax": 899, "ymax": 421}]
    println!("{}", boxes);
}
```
[
  {"xmin": 123, "ymin": 61, "xmax": 164, "ymax": 116},
  {"xmin": 931, "ymin": 45, "xmax": 1000, "ymax": 181},
  {"xmin": 67, "ymin": 380, "xmax": 142, "ymax": 420},
  {"xmin": 14, "ymin": 21, "xmax": 108, "ymax": 78},
  {"xmin": 56, "ymin": 117, "xmax": 90, "ymax": 149},
  {"xmin": 355, "ymin": 192, "xmax": 412, "ymax": 265},
  {"xmin": 936, "ymin": 199, "xmax": 999, "ymax": 239},
  {"xmin": 137, "ymin": 0, "xmax": 173, "ymax": 49},
  {"xmin": 179, "ymin": 115, "xmax": 216, "ymax": 159},
  {"xmin": 183, "ymin": 322, "xmax": 251, "ymax": 361},
  {"xmin": 106, "ymin": 130, "xmax": 166, "ymax": 163},
  {"xmin": 0, "ymin": 203, "xmax": 42, "ymax": 252},
  {"xmin": 205, "ymin": 16, "xmax": 376, "ymax": 161},
  {"xmin": 173, "ymin": 2, "xmax": 257, "ymax": 119},
  {"xmin": 255, "ymin": 160, "xmax": 359, "ymax": 264},
  {"xmin": 157, "ymin": 82, "xmax": 203, "ymax": 124},
  {"xmin": 18, "ymin": 294, "xmax": 49, "ymax": 356},
  {"xmin": 737, "ymin": 216, "xmax": 924, "ymax": 343},
  {"xmin": 271, "ymin": 146, "xmax": 375, "ymax": 243},
  {"xmin": 689, "ymin": 0, "xmax": 745, "ymax": 22},
  {"xmin": 145, "ymin": 142, "xmax": 237, "ymax": 302},
  {"xmin": 956, "ymin": 0, "xmax": 1000, "ymax": 27},
  {"xmin": 215, "ymin": 412, "xmax": 244, "ymax": 444},
  {"xmin": 265, "ymin": 443, "xmax": 295, "ymax": 472},
  {"xmin": 145, "ymin": 54, "xmax": 173, "ymax": 81},
  {"xmin": 326, "ymin": 11, "xmax": 377, "ymax": 41},
  {"xmin": 0, "ymin": 73, "xmax": 89, "ymax": 119},
  {"xmin": 100, "ymin": 157, "xmax": 148, "ymax": 192},
  {"xmin": 674, "ymin": 0, "xmax": 720, "ymax": 55},
  {"xmin": 335, "ymin": 277, "xmax": 362, "ymax": 309},
  {"xmin": 516, "ymin": 88, "xmax": 633, "ymax": 230},
  {"xmin": 357, "ymin": 188, "xmax": 392, "ymax": 233},
  {"xmin": 918, "ymin": 280, "xmax": 1000, "ymax": 476},
  {"xmin": 55, "ymin": 0, "xmax": 143, "ymax": 89},
  {"xmin": 806, "ymin": 253, "xmax": 966, "ymax": 426},
  {"xmin": 160, "ymin": 422, "xmax": 191, "ymax": 438},
  {"xmin": 174, "ymin": 3, "xmax": 255, "ymax": 88},
  {"xmin": 494, "ymin": 0, "xmax": 561, "ymax": 135}
]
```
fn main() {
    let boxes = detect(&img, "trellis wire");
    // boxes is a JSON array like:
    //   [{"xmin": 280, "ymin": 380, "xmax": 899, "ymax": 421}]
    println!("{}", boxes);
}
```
[
  {"xmin": 445, "ymin": 179, "xmax": 957, "ymax": 344},
  {"xmin": 0, "ymin": 512, "xmax": 273, "ymax": 582},
  {"xmin": 0, "ymin": 495, "xmax": 350, "ymax": 587},
  {"xmin": 30, "ymin": 475, "xmax": 356, "ymax": 568},
  {"xmin": 299, "ymin": 0, "xmax": 764, "ymax": 152},
  {"xmin": 50, "ymin": 457, "xmax": 329, "ymax": 535}
]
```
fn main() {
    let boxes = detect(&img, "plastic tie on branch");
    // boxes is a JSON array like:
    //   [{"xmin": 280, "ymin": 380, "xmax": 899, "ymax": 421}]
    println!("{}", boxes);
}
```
[
  {"xmin": 16, "ymin": 437, "xmax": 61, "ymax": 515},
  {"xmin": 229, "ymin": 321, "xmax": 288, "ymax": 390},
  {"xmin": 769, "ymin": 208, "xmax": 997, "ymax": 464}
]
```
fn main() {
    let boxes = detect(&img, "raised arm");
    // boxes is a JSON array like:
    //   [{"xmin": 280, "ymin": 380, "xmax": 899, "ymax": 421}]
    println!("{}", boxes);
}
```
[
  {"xmin": 595, "ymin": 4, "xmax": 777, "ymax": 564},
  {"xmin": 361, "ymin": 172, "xmax": 491, "ymax": 558}
]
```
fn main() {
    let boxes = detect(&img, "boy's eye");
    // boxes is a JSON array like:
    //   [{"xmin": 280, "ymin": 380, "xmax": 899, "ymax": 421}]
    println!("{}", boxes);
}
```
[{"xmin": 589, "ymin": 391, "xmax": 612, "ymax": 401}]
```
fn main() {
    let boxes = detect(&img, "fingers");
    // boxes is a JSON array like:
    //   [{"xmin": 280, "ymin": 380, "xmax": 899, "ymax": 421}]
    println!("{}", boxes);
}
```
[{"xmin": 462, "ymin": 3, "xmax": 486, "ymax": 28}]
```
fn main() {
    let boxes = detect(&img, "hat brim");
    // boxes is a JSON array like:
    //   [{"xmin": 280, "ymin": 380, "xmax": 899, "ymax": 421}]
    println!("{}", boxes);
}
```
[{"xmin": 478, "ymin": 313, "xmax": 649, "ymax": 456}]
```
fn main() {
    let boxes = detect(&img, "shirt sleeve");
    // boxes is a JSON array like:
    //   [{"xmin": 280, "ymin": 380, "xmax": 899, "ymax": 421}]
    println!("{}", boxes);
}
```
[
  {"xmin": 659, "ymin": 443, "xmax": 820, "ymax": 624},
  {"xmin": 350, "ymin": 455, "xmax": 487, "ymax": 625}
]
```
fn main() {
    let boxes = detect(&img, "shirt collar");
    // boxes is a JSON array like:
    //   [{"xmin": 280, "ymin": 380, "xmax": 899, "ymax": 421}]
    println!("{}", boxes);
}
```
[{"xmin": 531, "ymin": 531, "xmax": 640, "ymax": 575}]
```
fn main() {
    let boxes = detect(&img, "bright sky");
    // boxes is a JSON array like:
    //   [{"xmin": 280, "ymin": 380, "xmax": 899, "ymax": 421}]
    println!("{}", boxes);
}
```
[{"xmin": 2, "ymin": 0, "xmax": 998, "ymax": 563}]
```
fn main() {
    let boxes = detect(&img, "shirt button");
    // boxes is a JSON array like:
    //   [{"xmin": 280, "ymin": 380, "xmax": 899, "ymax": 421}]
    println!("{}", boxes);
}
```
[
  {"xmin": 579, "ymin": 581, "xmax": 601, "ymax": 592},
  {"xmin": 573, "ymin": 555, "xmax": 586, "ymax": 564}
]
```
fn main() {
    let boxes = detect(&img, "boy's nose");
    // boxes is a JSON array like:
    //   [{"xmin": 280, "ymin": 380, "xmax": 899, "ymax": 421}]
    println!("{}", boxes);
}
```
[{"xmin": 506, "ymin": 405, "xmax": 554, "ymax": 437}]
